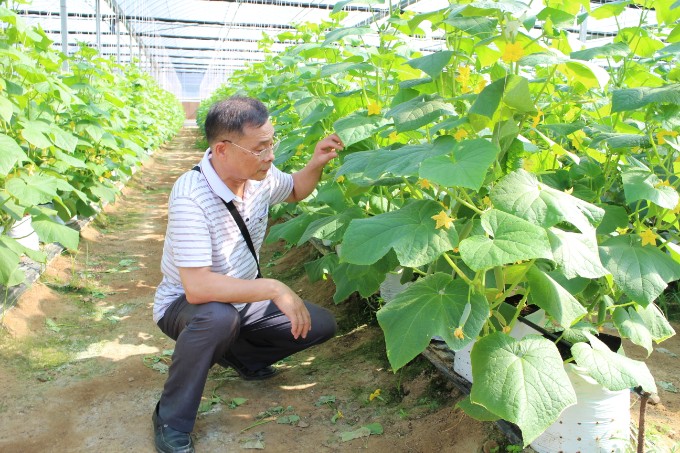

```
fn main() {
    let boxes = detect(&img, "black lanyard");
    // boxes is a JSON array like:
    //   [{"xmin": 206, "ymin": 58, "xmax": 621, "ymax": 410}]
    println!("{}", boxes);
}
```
[{"xmin": 192, "ymin": 165, "xmax": 262, "ymax": 278}]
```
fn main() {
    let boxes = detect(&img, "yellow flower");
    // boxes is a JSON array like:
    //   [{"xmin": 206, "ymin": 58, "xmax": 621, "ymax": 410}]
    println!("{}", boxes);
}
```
[
  {"xmin": 502, "ymin": 42, "xmax": 524, "ymax": 63},
  {"xmin": 656, "ymin": 130, "xmax": 678, "ymax": 145},
  {"xmin": 419, "ymin": 179, "xmax": 432, "ymax": 190},
  {"xmin": 474, "ymin": 79, "xmax": 486, "ymax": 94},
  {"xmin": 673, "ymin": 201, "xmax": 680, "ymax": 215},
  {"xmin": 454, "ymin": 129, "xmax": 468, "ymax": 141},
  {"xmin": 564, "ymin": 187, "xmax": 574, "ymax": 195},
  {"xmin": 336, "ymin": 175, "xmax": 345, "ymax": 183},
  {"xmin": 432, "ymin": 211, "xmax": 454, "ymax": 230},
  {"xmin": 531, "ymin": 108, "xmax": 543, "ymax": 128},
  {"xmin": 456, "ymin": 65, "xmax": 471, "ymax": 84},
  {"xmin": 456, "ymin": 65, "xmax": 471, "ymax": 92},
  {"xmin": 369, "ymin": 389, "xmax": 381, "ymax": 401},
  {"xmin": 482, "ymin": 196, "xmax": 492, "ymax": 207},
  {"xmin": 502, "ymin": 326, "xmax": 512, "ymax": 334},
  {"xmin": 654, "ymin": 180, "xmax": 671, "ymax": 188},
  {"xmin": 639, "ymin": 228, "xmax": 657, "ymax": 247},
  {"xmin": 453, "ymin": 327, "xmax": 465, "ymax": 340},
  {"xmin": 615, "ymin": 227, "xmax": 629, "ymax": 235},
  {"xmin": 388, "ymin": 131, "xmax": 399, "ymax": 142},
  {"xmin": 367, "ymin": 102, "xmax": 381, "ymax": 116}
]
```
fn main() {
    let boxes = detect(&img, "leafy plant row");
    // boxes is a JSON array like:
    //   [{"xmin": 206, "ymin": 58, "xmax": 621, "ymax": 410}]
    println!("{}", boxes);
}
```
[
  {"xmin": 0, "ymin": 6, "xmax": 184, "ymax": 289},
  {"xmin": 198, "ymin": 0, "xmax": 679, "ymax": 445}
]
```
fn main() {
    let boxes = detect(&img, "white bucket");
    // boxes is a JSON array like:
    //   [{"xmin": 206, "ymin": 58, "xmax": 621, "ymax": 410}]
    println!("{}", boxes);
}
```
[
  {"xmin": 379, "ymin": 267, "xmax": 413, "ymax": 304},
  {"xmin": 7, "ymin": 216, "xmax": 40, "ymax": 251},
  {"xmin": 453, "ymin": 310, "xmax": 546, "ymax": 383},
  {"xmin": 530, "ymin": 364, "xmax": 630, "ymax": 453}
]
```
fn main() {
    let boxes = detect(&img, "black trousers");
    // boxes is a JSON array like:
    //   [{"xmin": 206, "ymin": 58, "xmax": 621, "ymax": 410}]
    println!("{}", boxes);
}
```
[{"xmin": 156, "ymin": 296, "xmax": 337, "ymax": 432}]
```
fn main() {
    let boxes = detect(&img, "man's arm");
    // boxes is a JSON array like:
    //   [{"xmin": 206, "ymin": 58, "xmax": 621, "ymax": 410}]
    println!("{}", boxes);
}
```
[
  {"xmin": 179, "ymin": 266, "xmax": 311, "ymax": 339},
  {"xmin": 286, "ymin": 134, "xmax": 344, "ymax": 202}
]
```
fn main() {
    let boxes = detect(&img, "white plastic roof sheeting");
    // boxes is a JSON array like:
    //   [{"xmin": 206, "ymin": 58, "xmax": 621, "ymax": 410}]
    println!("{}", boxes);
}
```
[{"xmin": 16, "ymin": 1, "xmax": 662, "ymax": 100}]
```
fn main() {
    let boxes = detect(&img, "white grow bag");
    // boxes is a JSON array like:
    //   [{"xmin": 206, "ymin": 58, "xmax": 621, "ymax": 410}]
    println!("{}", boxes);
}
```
[
  {"xmin": 530, "ymin": 364, "xmax": 630, "ymax": 453},
  {"xmin": 7, "ymin": 215, "xmax": 40, "ymax": 251},
  {"xmin": 379, "ymin": 267, "xmax": 413, "ymax": 304},
  {"xmin": 453, "ymin": 310, "xmax": 546, "ymax": 383}
]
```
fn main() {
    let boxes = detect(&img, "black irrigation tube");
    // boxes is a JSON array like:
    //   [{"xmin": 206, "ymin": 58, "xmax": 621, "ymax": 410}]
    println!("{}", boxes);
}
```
[{"xmin": 306, "ymin": 237, "xmax": 524, "ymax": 445}]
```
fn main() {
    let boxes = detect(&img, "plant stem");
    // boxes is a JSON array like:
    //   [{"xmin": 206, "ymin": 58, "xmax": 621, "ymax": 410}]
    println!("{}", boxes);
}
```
[{"xmin": 442, "ymin": 252, "xmax": 473, "ymax": 285}]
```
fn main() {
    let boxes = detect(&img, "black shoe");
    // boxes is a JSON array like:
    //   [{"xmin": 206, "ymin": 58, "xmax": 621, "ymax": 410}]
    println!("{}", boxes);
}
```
[
  {"xmin": 217, "ymin": 357, "xmax": 278, "ymax": 381},
  {"xmin": 152, "ymin": 403, "xmax": 194, "ymax": 453}
]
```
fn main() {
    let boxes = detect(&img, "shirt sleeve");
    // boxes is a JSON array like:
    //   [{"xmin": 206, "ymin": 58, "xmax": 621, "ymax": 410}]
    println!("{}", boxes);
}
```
[
  {"xmin": 168, "ymin": 196, "xmax": 213, "ymax": 268},
  {"xmin": 268, "ymin": 164, "xmax": 294, "ymax": 206}
]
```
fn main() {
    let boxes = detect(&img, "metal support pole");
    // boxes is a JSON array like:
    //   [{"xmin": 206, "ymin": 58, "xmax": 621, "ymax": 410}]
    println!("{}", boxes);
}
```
[
  {"xmin": 60, "ymin": 0, "xmax": 68, "ymax": 71},
  {"xmin": 116, "ymin": 19, "xmax": 121, "ymax": 65},
  {"xmin": 579, "ymin": 7, "xmax": 588, "ymax": 43},
  {"xmin": 95, "ymin": 0, "xmax": 101, "ymax": 52}
]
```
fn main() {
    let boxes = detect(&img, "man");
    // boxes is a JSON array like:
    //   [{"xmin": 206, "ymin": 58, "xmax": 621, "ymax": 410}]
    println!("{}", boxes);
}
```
[{"xmin": 152, "ymin": 95, "xmax": 344, "ymax": 453}]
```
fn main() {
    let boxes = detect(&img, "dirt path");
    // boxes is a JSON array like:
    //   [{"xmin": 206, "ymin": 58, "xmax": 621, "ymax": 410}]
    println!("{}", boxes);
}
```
[
  {"xmin": 0, "ymin": 128, "xmax": 489, "ymax": 453},
  {"xmin": 0, "ymin": 128, "xmax": 678, "ymax": 453}
]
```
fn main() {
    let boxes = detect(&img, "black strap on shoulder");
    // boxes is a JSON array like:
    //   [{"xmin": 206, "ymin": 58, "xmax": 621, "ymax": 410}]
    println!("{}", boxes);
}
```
[{"xmin": 191, "ymin": 165, "xmax": 262, "ymax": 278}]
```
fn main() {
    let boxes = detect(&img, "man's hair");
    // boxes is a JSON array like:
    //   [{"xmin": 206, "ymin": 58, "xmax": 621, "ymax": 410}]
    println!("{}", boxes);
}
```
[{"xmin": 204, "ymin": 95, "xmax": 269, "ymax": 144}]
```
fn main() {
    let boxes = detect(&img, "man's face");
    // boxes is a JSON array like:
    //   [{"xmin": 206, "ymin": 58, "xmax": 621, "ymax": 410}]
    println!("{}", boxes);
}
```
[{"xmin": 219, "ymin": 120, "xmax": 276, "ymax": 182}]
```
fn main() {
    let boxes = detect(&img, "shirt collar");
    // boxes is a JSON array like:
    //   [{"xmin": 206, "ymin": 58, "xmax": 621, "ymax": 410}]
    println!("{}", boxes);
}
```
[{"xmin": 199, "ymin": 148, "xmax": 237, "ymax": 203}]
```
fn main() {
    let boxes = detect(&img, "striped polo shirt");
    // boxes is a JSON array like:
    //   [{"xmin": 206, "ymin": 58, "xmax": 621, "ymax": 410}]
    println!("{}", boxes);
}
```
[{"xmin": 153, "ymin": 148, "xmax": 294, "ymax": 323}]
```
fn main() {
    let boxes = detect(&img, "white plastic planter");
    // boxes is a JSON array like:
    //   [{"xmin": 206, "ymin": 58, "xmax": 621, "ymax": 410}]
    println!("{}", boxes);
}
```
[
  {"xmin": 530, "ymin": 364, "xmax": 630, "ymax": 453},
  {"xmin": 453, "ymin": 309, "xmax": 546, "ymax": 383},
  {"xmin": 379, "ymin": 267, "xmax": 413, "ymax": 304},
  {"xmin": 7, "ymin": 216, "xmax": 40, "ymax": 251}
]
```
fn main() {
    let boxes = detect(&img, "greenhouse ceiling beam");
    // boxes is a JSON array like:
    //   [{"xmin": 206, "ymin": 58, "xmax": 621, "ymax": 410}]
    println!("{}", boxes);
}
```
[
  {"xmin": 21, "ymin": 9, "xmax": 297, "ymax": 28},
  {"xmin": 206, "ymin": 0, "xmax": 383, "ymax": 13}
]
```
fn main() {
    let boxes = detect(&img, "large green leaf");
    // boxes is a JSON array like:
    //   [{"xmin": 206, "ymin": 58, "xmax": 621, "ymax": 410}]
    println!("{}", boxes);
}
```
[
  {"xmin": 340, "ymin": 200, "xmax": 459, "ymax": 267},
  {"xmin": 559, "ymin": 61, "xmax": 610, "ymax": 89},
  {"xmin": 547, "ymin": 228, "xmax": 607, "ymax": 279},
  {"xmin": 491, "ymin": 169, "xmax": 604, "ymax": 233},
  {"xmin": 21, "ymin": 120, "xmax": 52, "ymax": 149},
  {"xmin": 336, "ymin": 136, "xmax": 454, "ymax": 180},
  {"xmin": 385, "ymin": 95, "xmax": 455, "ymax": 133},
  {"xmin": 419, "ymin": 138, "xmax": 500, "ymax": 191},
  {"xmin": 571, "ymin": 333, "xmax": 656, "ymax": 392},
  {"xmin": 570, "ymin": 42, "xmax": 630, "ymax": 61},
  {"xmin": 405, "ymin": 51, "xmax": 454, "ymax": 79},
  {"xmin": 4, "ymin": 173, "xmax": 61, "ymax": 206},
  {"xmin": 527, "ymin": 266, "xmax": 587, "ymax": 328},
  {"xmin": 0, "ymin": 133, "xmax": 28, "ymax": 175},
  {"xmin": 470, "ymin": 333, "xmax": 577, "ymax": 446},
  {"xmin": 322, "ymin": 26, "xmax": 373, "ymax": 46},
  {"xmin": 459, "ymin": 209, "xmax": 552, "ymax": 272},
  {"xmin": 377, "ymin": 274, "xmax": 489, "ymax": 369},
  {"xmin": 0, "ymin": 243, "xmax": 21, "ymax": 286},
  {"xmin": 611, "ymin": 84, "xmax": 680, "ymax": 113},
  {"xmin": 333, "ymin": 114, "xmax": 389, "ymax": 147},
  {"xmin": 48, "ymin": 125, "xmax": 78, "ymax": 153},
  {"xmin": 636, "ymin": 303, "xmax": 675, "ymax": 343},
  {"xmin": 590, "ymin": 0, "xmax": 630, "ymax": 19},
  {"xmin": 31, "ymin": 215, "xmax": 79, "ymax": 250},
  {"xmin": 442, "ymin": 16, "xmax": 498, "ymax": 39},
  {"xmin": 298, "ymin": 207, "xmax": 364, "ymax": 245},
  {"xmin": 622, "ymin": 168, "xmax": 679, "ymax": 210},
  {"xmin": 590, "ymin": 132, "xmax": 651, "ymax": 149},
  {"xmin": 613, "ymin": 307, "xmax": 653, "ymax": 355},
  {"xmin": 266, "ymin": 212, "xmax": 323, "ymax": 244},
  {"xmin": 599, "ymin": 235, "xmax": 680, "ymax": 306},
  {"xmin": 320, "ymin": 62, "xmax": 374, "ymax": 78},
  {"xmin": 456, "ymin": 396, "xmax": 500, "ymax": 422},
  {"xmin": 468, "ymin": 75, "xmax": 535, "ymax": 131}
]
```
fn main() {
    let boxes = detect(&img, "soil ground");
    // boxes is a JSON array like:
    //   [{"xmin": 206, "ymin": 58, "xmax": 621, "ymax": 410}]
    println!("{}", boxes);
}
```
[{"xmin": 0, "ymin": 128, "xmax": 678, "ymax": 453}]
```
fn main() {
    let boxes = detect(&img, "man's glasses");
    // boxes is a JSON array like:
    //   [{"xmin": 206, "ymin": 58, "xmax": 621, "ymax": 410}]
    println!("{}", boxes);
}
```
[{"xmin": 221, "ymin": 139, "xmax": 279, "ymax": 159}]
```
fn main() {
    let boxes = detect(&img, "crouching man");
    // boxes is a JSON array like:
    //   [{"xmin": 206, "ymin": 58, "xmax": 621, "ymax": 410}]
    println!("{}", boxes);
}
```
[{"xmin": 152, "ymin": 95, "xmax": 343, "ymax": 453}]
